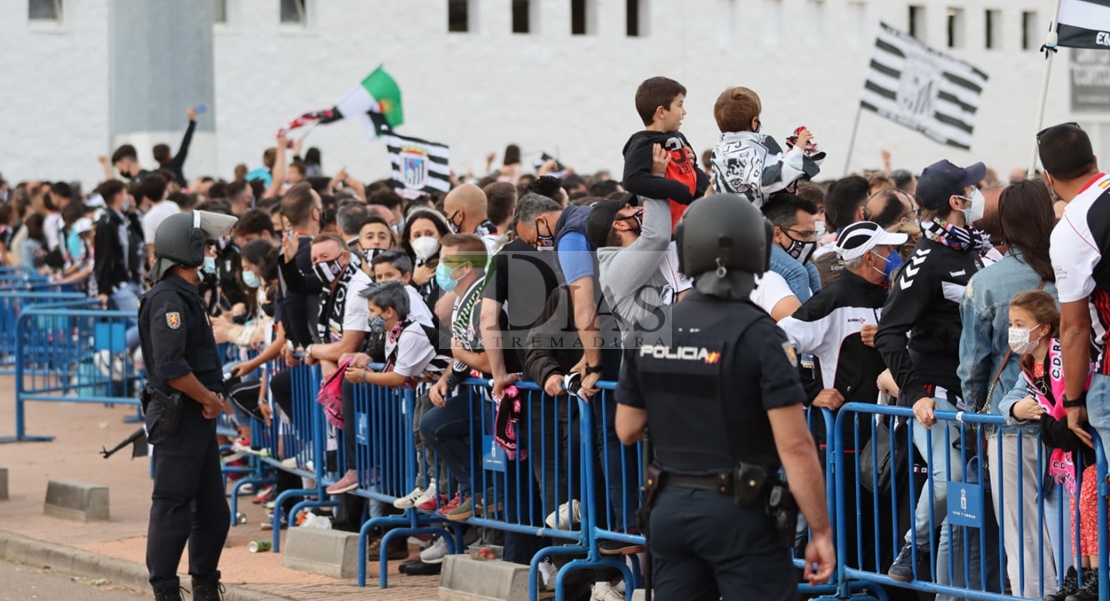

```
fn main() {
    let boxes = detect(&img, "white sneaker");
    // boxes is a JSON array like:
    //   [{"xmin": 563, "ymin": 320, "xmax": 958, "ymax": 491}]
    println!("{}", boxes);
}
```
[
  {"xmin": 538, "ymin": 558, "xmax": 557, "ymax": 591},
  {"xmin": 591, "ymin": 582, "xmax": 626, "ymax": 601},
  {"xmin": 545, "ymin": 499, "xmax": 581, "ymax": 530},
  {"xmin": 93, "ymin": 350, "xmax": 124, "ymax": 382},
  {"xmin": 419, "ymin": 536, "xmax": 448, "ymax": 564},
  {"xmin": 281, "ymin": 457, "xmax": 299, "ymax": 469},
  {"xmin": 411, "ymin": 480, "xmax": 438, "ymax": 508},
  {"xmin": 394, "ymin": 486, "xmax": 425, "ymax": 509}
]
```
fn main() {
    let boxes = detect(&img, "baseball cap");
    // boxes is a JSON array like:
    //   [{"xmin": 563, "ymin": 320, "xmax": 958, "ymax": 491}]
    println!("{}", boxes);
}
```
[
  {"xmin": 915, "ymin": 160, "xmax": 986, "ymax": 210},
  {"xmin": 836, "ymin": 221, "xmax": 908, "ymax": 260},
  {"xmin": 586, "ymin": 196, "xmax": 633, "ymax": 249}
]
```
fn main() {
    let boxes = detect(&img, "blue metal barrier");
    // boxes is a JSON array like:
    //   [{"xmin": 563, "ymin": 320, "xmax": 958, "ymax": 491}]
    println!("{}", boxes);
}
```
[
  {"xmin": 0, "ymin": 291, "xmax": 92, "ymax": 374},
  {"xmin": 831, "ymin": 402, "xmax": 1100, "ymax": 601},
  {"xmin": 3, "ymin": 306, "xmax": 141, "ymax": 442}
]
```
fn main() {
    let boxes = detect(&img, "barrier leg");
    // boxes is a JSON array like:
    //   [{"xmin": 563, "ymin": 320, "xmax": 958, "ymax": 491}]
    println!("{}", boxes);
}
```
[
  {"xmin": 271, "ymin": 488, "xmax": 315, "ymax": 552},
  {"xmin": 123, "ymin": 404, "xmax": 143, "ymax": 423},
  {"xmin": 289, "ymin": 498, "xmax": 338, "ymax": 526},
  {"xmin": 555, "ymin": 558, "xmax": 631, "ymax": 601},
  {"xmin": 529, "ymin": 546, "xmax": 591, "ymax": 601},
  {"xmin": 0, "ymin": 395, "xmax": 55, "ymax": 443}
]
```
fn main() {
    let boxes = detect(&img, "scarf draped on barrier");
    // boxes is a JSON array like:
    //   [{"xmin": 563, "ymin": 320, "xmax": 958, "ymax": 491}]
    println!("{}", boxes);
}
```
[
  {"xmin": 493, "ymin": 385, "xmax": 526, "ymax": 460},
  {"xmin": 317, "ymin": 357, "xmax": 353, "ymax": 429}
]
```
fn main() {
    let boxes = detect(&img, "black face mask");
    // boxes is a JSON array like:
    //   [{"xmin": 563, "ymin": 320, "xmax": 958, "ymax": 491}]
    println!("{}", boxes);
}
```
[
  {"xmin": 535, "ymin": 219, "xmax": 555, "ymax": 250},
  {"xmin": 782, "ymin": 232, "xmax": 817, "ymax": 264},
  {"xmin": 620, "ymin": 209, "xmax": 644, "ymax": 234}
]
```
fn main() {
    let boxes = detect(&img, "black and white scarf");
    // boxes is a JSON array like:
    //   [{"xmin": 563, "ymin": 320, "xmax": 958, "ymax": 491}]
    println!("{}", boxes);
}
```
[
  {"xmin": 317, "ymin": 264, "xmax": 357, "ymax": 343},
  {"xmin": 920, "ymin": 218, "xmax": 993, "ymax": 254}
]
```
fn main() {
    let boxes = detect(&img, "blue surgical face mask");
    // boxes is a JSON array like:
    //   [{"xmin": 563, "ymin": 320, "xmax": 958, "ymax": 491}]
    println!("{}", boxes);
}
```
[
  {"xmin": 872, "ymin": 249, "xmax": 904, "ymax": 284},
  {"xmin": 369, "ymin": 315, "xmax": 386, "ymax": 331},
  {"xmin": 202, "ymin": 256, "xmax": 217, "ymax": 275},
  {"xmin": 242, "ymin": 270, "xmax": 261, "ymax": 289},
  {"xmin": 435, "ymin": 262, "xmax": 459, "ymax": 292}
]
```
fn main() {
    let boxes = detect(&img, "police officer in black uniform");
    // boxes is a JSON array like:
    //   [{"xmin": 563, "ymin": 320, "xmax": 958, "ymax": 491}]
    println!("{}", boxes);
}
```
[
  {"xmin": 614, "ymin": 194, "xmax": 835, "ymax": 601},
  {"xmin": 139, "ymin": 210, "xmax": 238, "ymax": 601}
]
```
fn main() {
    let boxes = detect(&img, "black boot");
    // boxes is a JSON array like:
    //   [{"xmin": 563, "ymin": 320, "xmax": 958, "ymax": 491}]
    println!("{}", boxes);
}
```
[
  {"xmin": 152, "ymin": 588, "xmax": 184, "ymax": 601},
  {"xmin": 1066, "ymin": 568, "xmax": 1099, "ymax": 601},
  {"xmin": 191, "ymin": 579, "xmax": 226, "ymax": 601},
  {"xmin": 1045, "ymin": 566, "xmax": 1079, "ymax": 601}
]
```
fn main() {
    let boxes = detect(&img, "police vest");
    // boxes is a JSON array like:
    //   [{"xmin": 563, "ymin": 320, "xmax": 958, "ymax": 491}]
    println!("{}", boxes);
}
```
[{"xmin": 635, "ymin": 299, "xmax": 780, "ymax": 474}]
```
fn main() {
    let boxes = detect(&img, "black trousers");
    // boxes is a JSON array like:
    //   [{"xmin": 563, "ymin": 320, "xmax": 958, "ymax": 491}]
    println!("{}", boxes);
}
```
[
  {"xmin": 145, "ymin": 400, "xmax": 230, "ymax": 591},
  {"xmin": 649, "ymin": 486, "xmax": 796, "ymax": 601}
]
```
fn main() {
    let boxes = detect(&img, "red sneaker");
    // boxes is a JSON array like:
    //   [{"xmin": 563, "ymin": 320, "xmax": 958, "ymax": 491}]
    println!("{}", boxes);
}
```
[
  {"xmin": 438, "ymin": 493, "xmax": 462, "ymax": 516},
  {"xmin": 418, "ymin": 493, "xmax": 448, "ymax": 512}
]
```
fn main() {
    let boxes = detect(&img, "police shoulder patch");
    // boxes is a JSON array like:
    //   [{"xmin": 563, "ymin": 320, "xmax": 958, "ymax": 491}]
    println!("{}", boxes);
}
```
[
  {"xmin": 782, "ymin": 342, "xmax": 798, "ymax": 368},
  {"xmin": 166, "ymin": 312, "xmax": 182, "ymax": 329}
]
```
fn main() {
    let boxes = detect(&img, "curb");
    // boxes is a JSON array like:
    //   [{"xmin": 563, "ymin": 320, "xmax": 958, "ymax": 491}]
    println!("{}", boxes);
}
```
[{"xmin": 0, "ymin": 530, "xmax": 291, "ymax": 600}]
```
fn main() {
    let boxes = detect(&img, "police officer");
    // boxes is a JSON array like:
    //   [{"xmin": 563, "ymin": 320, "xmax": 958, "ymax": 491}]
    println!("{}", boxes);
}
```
[
  {"xmin": 614, "ymin": 194, "xmax": 835, "ymax": 601},
  {"xmin": 139, "ymin": 210, "xmax": 237, "ymax": 601}
]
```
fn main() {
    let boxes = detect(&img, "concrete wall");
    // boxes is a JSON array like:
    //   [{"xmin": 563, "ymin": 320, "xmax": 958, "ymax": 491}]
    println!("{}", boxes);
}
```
[{"xmin": 0, "ymin": 0, "xmax": 1096, "ymax": 189}]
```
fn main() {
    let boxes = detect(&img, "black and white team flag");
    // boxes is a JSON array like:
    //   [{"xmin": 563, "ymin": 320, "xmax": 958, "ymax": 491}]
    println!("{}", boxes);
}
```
[
  {"xmin": 384, "ymin": 131, "xmax": 451, "ymax": 199},
  {"xmin": 1058, "ymin": 0, "xmax": 1110, "ymax": 49},
  {"xmin": 860, "ymin": 22, "xmax": 989, "ymax": 150}
]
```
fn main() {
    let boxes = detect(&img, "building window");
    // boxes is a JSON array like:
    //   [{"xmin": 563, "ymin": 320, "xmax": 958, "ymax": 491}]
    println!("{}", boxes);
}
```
[
  {"xmin": 571, "ymin": 0, "xmax": 595, "ymax": 35},
  {"xmin": 214, "ymin": 0, "xmax": 227, "ymax": 24},
  {"xmin": 1022, "ymin": 11, "xmax": 1037, "ymax": 51},
  {"xmin": 28, "ymin": 0, "xmax": 61, "ymax": 21},
  {"xmin": 280, "ymin": 0, "xmax": 305, "ymax": 24},
  {"xmin": 985, "ymin": 9, "xmax": 999, "ymax": 49},
  {"xmin": 512, "ymin": 0, "xmax": 530, "ymax": 33},
  {"xmin": 626, "ymin": 0, "xmax": 647, "ymax": 37},
  {"xmin": 946, "ymin": 7, "xmax": 964, "ymax": 48},
  {"xmin": 448, "ymin": 0, "xmax": 469, "ymax": 32},
  {"xmin": 908, "ymin": 5, "xmax": 925, "ymax": 41}
]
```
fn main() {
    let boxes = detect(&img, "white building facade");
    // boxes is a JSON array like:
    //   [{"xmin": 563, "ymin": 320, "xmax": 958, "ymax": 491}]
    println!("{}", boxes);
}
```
[{"xmin": 1, "ymin": 0, "xmax": 1104, "ymax": 188}]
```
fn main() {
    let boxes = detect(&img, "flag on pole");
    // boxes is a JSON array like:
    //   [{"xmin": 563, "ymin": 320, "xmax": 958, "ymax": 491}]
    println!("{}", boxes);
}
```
[
  {"xmin": 860, "ymin": 23, "xmax": 989, "ymax": 150},
  {"xmin": 384, "ymin": 131, "xmax": 451, "ymax": 199},
  {"xmin": 1058, "ymin": 0, "xmax": 1110, "ymax": 49},
  {"xmin": 277, "ymin": 65, "xmax": 403, "ymax": 140}
]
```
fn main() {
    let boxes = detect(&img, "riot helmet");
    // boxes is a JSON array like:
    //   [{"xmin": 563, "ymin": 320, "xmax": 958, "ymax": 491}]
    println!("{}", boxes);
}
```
[
  {"xmin": 675, "ymin": 194, "xmax": 772, "ymax": 299},
  {"xmin": 149, "ymin": 210, "xmax": 238, "ymax": 281}
]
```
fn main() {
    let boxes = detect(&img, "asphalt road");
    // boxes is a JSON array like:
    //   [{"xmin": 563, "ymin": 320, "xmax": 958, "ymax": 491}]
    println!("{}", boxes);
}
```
[{"xmin": 0, "ymin": 560, "xmax": 149, "ymax": 600}]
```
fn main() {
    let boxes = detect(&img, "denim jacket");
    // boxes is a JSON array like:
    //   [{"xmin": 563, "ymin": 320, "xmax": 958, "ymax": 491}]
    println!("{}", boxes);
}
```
[
  {"xmin": 770, "ymin": 245, "xmax": 822, "ymax": 303},
  {"xmin": 957, "ymin": 249, "xmax": 1057, "ymax": 425}
]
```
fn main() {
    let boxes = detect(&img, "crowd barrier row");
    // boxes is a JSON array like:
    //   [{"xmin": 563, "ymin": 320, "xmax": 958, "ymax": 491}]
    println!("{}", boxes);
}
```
[{"xmin": 3, "ymin": 303, "xmax": 1109, "ymax": 601}]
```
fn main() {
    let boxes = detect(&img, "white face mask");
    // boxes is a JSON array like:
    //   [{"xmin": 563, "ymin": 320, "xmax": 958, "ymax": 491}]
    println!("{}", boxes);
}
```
[
  {"xmin": 411, "ymin": 236, "xmax": 440, "ymax": 263},
  {"xmin": 814, "ymin": 220, "xmax": 826, "ymax": 239},
  {"xmin": 1008, "ymin": 324, "xmax": 1044, "ymax": 355},
  {"xmin": 963, "ymin": 188, "xmax": 985, "ymax": 224}
]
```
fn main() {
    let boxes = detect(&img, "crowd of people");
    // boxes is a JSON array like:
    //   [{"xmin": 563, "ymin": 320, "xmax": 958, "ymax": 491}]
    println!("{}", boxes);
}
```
[{"xmin": 3, "ymin": 76, "xmax": 1106, "ymax": 601}]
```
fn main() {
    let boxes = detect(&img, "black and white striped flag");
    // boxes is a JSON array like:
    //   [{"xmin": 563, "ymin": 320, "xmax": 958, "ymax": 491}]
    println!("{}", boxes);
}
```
[
  {"xmin": 861, "ymin": 22, "xmax": 989, "ymax": 150},
  {"xmin": 384, "ymin": 131, "xmax": 451, "ymax": 200},
  {"xmin": 1059, "ymin": 0, "xmax": 1110, "ymax": 49}
]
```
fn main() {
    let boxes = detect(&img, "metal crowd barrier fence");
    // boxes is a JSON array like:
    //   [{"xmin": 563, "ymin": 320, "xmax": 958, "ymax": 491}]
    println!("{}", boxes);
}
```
[
  {"xmin": 833, "ymin": 402, "xmax": 1109, "ymax": 601},
  {"xmin": 0, "ymin": 291, "xmax": 93, "ymax": 373},
  {"xmin": 3, "ymin": 305, "xmax": 141, "ymax": 443}
]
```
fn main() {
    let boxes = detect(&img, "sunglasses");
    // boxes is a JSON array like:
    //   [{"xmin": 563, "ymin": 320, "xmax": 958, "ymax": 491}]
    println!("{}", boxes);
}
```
[{"xmin": 1036, "ymin": 122, "xmax": 1081, "ymax": 145}]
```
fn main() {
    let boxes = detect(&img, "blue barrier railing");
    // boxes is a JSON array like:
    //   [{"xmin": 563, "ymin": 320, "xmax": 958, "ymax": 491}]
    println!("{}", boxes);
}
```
[
  {"xmin": 832, "ymin": 402, "xmax": 1108, "ymax": 601},
  {"xmin": 3, "ymin": 305, "xmax": 142, "ymax": 442}
]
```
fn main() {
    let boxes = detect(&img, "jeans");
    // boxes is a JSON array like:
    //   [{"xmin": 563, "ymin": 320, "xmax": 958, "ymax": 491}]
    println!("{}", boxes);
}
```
[
  {"xmin": 907, "ymin": 394, "xmax": 964, "ymax": 600},
  {"xmin": 987, "ymin": 431, "xmax": 1066, "ymax": 599},
  {"xmin": 594, "ymin": 394, "xmax": 639, "ymax": 533},
  {"xmin": 419, "ymin": 389, "xmax": 480, "ymax": 497},
  {"xmin": 110, "ymin": 282, "xmax": 141, "ymax": 353}
]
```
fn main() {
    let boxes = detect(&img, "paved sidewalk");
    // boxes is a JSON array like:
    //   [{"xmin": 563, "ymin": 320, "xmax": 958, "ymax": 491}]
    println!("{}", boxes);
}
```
[{"xmin": 0, "ymin": 379, "xmax": 440, "ymax": 600}]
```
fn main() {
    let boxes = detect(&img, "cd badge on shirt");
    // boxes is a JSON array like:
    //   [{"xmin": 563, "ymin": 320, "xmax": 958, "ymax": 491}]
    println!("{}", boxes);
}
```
[
  {"xmin": 166, "ymin": 312, "xmax": 182, "ymax": 329},
  {"xmin": 782, "ymin": 342, "xmax": 798, "ymax": 368}
]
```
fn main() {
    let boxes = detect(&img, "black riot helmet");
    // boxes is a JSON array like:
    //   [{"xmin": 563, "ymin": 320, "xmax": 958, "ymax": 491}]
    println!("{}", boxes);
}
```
[
  {"xmin": 149, "ymin": 210, "xmax": 238, "ymax": 281},
  {"xmin": 675, "ymin": 193, "xmax": 772, "ymax": 300}
]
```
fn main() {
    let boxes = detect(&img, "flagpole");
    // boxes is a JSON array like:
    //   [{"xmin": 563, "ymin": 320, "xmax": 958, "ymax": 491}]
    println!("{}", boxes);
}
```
[
  {"xmin": 843, "ymin": 105, "xmax": 863, "ymax": 176},
  {"xmin": 1028, "ymin": 0, "xmax": 1063, "ymax": 178}
]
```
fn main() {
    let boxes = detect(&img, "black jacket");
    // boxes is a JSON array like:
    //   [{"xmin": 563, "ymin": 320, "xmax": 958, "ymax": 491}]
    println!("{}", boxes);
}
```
[
  {"xmin": 524, "ymin": 287, "xmax": 583, "ymax": 388},
  {"xmin": 875, "ymin": 237, "xmax": 985, "ymax": 406},
  {"xmin": 278, "ymin": 236, "xmax": 324, "ymax": 346},
  {"xmin": 621, "ymin": 130, "xmax": 708, "ymax": 206},
  {"xmin": 94, "ymin": 208, "xmax": 141, "ymax": 294}
]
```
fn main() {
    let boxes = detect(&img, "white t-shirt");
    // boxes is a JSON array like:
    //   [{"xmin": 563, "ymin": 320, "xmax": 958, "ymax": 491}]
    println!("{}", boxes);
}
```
[
  {"xmin": 406, "ymin": 285, "xmax": 435, "ymax": 327},
  {"xmin": 141, "ymin": 201, "xmax": 181, "ymax": 244},
  {"xmin": 385, "ymin": 321, "xmax": 437, "ymax": 378},
  {"xmin": 750, "ymin": 271, "xmax": 795, "ymax": 317},
  {"xmin": 342, "ymin": 269, "xmax": 374, "ymax": 334},
  {"xmin": 43, "ymin": 212, "xmax": 64, "ymax": 252}
]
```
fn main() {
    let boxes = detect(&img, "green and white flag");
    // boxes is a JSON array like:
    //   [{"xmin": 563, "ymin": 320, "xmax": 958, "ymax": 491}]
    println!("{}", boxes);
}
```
[{"xmin": 334, "ymin": 66, "xmax": 404, "ymax": 137}]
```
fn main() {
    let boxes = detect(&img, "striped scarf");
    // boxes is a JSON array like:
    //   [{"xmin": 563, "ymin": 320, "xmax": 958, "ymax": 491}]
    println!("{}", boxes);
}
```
[{"xmin": 920, "ymin": 217, "xmax": 992, "ymax": 254}]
